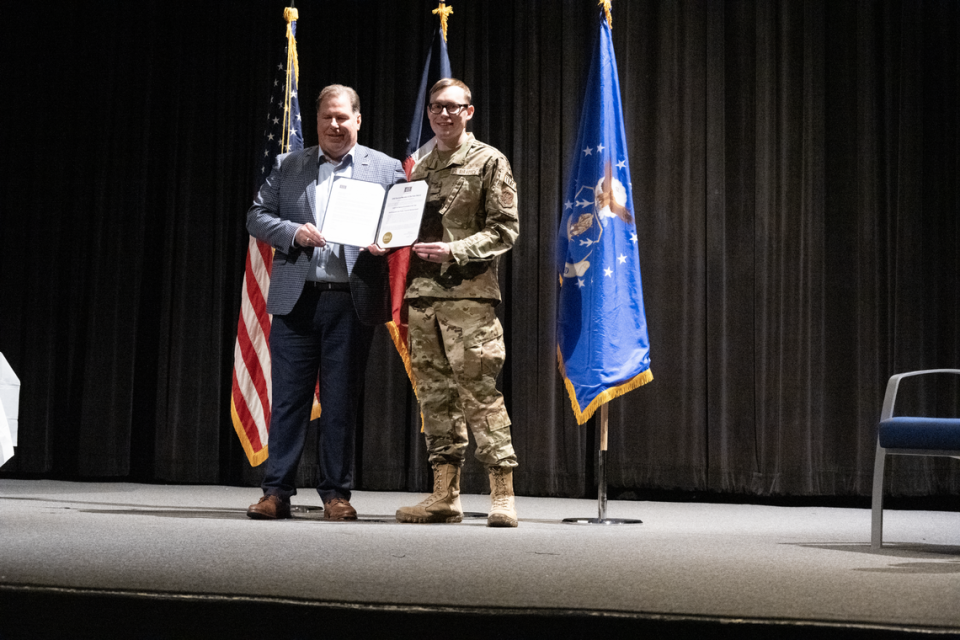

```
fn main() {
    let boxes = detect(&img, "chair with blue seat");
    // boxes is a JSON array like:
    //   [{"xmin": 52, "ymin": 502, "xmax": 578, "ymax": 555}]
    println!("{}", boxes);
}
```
[{"xmin": 871, "ymin": 369, "xmax": 960, "ymax": 549}]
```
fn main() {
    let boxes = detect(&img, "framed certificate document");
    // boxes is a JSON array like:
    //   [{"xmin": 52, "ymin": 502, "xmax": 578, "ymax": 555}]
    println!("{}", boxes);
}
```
[{"xmin": 320, "ymin": 178, "xmax": 428, "ymax": 249}]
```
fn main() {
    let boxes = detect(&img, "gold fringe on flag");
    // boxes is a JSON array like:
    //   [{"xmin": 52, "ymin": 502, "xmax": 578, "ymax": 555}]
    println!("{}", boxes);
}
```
[
  {"xmin": 433, "ymin": 2, "xmax": 454, "ymax": 42},
  {"xmin": 386, "ymin": 321, "xmax": 426, "ymax": 430},
  {"xmin": 281, "ymin": 7, "xmax": 300, "ymax": 153},
  {"xmin": 231, "ymin": 397, "xmax": 270, "ymax": 466},
  {"xmin": 557, "ymin": 346, "xmax": 653, "ymax": 425},
  {"xmin": 386, "ymin": 321, "xmax": 417, "ymax": 394}
]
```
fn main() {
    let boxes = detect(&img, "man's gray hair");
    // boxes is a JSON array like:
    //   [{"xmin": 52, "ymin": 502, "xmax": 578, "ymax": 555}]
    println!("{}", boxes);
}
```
[{"xmin": 316, "ymin": 84, "xmax": 361, "ymax": 113}]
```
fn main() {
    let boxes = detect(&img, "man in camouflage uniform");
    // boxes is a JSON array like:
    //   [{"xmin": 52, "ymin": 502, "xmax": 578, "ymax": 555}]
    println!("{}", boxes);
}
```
[{"xmin": 396, "ymin": 78, "xmax": 520, "ymax": 528}]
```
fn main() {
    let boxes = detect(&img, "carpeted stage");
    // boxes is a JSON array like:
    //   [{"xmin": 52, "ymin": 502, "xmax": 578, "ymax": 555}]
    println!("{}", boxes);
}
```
[{"xmin": 0, "ymin": 480, "xmax": 958, "ymax": 639}]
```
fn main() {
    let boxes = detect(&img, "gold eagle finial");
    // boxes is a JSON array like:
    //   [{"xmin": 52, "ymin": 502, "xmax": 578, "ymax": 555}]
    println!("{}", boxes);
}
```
[{"xmin": 433, "ymin": 3, "xmax": 454, "ymax": 42}]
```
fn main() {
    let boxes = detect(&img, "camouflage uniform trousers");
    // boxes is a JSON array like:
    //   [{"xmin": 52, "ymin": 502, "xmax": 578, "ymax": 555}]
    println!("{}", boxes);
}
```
[{"xmin": 408, "ymin": 298, "xmax": 517, "ymax": 469}]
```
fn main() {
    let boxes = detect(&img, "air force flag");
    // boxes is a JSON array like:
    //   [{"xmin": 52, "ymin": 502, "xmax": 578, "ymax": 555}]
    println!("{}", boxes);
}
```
[{"xmin": 556, "ymin": 9, "xmax": 652, "ymax": 425}]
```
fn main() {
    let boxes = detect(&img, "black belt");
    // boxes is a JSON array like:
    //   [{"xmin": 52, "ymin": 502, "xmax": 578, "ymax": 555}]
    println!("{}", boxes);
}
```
[{"xmin": 306, "ymin": 281, "xmax": 351, "ymax": 292}]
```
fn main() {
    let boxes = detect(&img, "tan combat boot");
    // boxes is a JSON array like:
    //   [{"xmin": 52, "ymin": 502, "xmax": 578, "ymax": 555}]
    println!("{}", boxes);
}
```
[
  {"xmin": 487, "ymin": 466, "xmax": 518, "ymax": 528},
  {"xmin": 396, "ymin": 463, "xmax": 464, "ymax": 523}
]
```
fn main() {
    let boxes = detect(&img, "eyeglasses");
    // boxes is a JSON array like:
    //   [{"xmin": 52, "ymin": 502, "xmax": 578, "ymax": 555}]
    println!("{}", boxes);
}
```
[{"xmin": 427, "ymin": 102, "xmax": 470, "ymax": 115}]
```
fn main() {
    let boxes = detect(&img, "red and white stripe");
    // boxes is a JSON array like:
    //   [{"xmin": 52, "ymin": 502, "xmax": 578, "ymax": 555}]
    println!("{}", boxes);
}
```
[{"xmin": 230, "ymin": 236, "xmax": 273, "ymax": 466}]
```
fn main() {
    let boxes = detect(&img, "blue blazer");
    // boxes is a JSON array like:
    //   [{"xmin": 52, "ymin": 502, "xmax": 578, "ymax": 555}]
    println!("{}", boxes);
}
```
[{"xmin": 247, "ymin": 144, "xmax": 406, "ymax": 324}]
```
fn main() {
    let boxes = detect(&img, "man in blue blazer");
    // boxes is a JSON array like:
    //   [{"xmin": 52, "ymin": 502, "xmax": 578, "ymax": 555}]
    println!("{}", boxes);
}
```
[{"xmin": 246, "ymin": 84, "xmax": 405, "ymax": 520}]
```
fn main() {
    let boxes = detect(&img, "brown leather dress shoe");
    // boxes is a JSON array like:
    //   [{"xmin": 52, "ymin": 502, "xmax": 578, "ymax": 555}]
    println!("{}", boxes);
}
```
[
  {"xmin": 247, "ymin": 495, "xmax": 291, "ymax": 520},
  {"xmin": 323, "ymin": 497, "xmax": 357, "ymax": 521}
]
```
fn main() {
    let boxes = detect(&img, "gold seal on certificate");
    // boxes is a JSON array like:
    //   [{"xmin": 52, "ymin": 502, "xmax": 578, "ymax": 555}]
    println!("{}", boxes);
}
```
[{"xmin": 320, "ymin": 178, "xmax": 428, "ymax": 249}]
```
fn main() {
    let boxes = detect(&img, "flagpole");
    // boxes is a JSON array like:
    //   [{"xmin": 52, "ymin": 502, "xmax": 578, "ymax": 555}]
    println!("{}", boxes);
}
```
[
  {"xmin": 563, "ymin": 399, "xmax": 642, "ymax": 525},
  {"xmin": 598, "ymin": 403, "xmax": 608, "ymax": 520}
]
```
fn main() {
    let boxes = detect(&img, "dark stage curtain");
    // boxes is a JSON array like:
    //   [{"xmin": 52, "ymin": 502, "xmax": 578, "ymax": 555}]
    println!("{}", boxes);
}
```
[{"xmin": 1, "ymin": 1, "xmax": 958, "ymax": 499}]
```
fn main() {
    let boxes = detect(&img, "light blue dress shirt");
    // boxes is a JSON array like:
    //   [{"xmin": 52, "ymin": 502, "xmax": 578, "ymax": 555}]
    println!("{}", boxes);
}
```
[{"xmin": 307, "ymin": 147, "xmax": 354, "ymax": 283}]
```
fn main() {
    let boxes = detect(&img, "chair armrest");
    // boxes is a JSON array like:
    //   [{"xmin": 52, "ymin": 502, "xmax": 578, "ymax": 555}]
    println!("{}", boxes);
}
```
[{"xmin": 880, "ymin": 369, "xmax": 960, "ymax": 421}]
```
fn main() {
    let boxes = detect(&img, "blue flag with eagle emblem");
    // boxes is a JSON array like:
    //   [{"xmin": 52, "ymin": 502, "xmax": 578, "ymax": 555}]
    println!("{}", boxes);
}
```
[{"xmin": 556, "ymin": 9, "xmax": 652, "ymax": 425}]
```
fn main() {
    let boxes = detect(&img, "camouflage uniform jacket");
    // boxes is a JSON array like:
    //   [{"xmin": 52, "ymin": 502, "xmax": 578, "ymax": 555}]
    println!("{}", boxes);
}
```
[{"xmin": 406, "ymin": 134, "xmax": 519, "ymax": 301}]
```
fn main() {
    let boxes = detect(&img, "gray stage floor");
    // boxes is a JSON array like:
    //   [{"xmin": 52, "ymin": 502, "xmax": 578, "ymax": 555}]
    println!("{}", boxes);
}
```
[{"xmin": 1, "ymin": 480, "xmax": 959, "ymax": 636}]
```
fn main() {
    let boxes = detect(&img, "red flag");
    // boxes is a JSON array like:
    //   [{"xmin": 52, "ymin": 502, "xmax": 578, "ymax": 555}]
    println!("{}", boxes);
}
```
[{"xmin": 387, "ymin": 4, "xmax": 454, "ymax": 385}]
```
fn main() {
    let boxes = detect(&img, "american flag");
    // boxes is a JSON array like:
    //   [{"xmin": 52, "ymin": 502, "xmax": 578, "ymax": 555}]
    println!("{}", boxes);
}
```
[{"xmin": 231, "ymin": 8, "xmax": 304, "ymax": 466}]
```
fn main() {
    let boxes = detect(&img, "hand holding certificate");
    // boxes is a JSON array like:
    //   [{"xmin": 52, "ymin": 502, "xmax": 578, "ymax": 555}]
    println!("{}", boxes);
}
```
[{"xmin": 320, "ymin": 178, "xmax": 427, "ymax": 249}]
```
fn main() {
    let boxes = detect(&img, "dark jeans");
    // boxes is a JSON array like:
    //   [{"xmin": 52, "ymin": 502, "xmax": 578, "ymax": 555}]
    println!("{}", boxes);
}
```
[{"xmin": 262, "ymin": 287, "xmax": 374, "ymax": 504}]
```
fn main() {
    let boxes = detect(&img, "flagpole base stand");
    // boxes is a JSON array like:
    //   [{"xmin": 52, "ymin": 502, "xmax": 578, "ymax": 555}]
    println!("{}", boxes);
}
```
[{"xmin": 561, "ymin": 517, "xmax": 642, "ymax": 525}]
